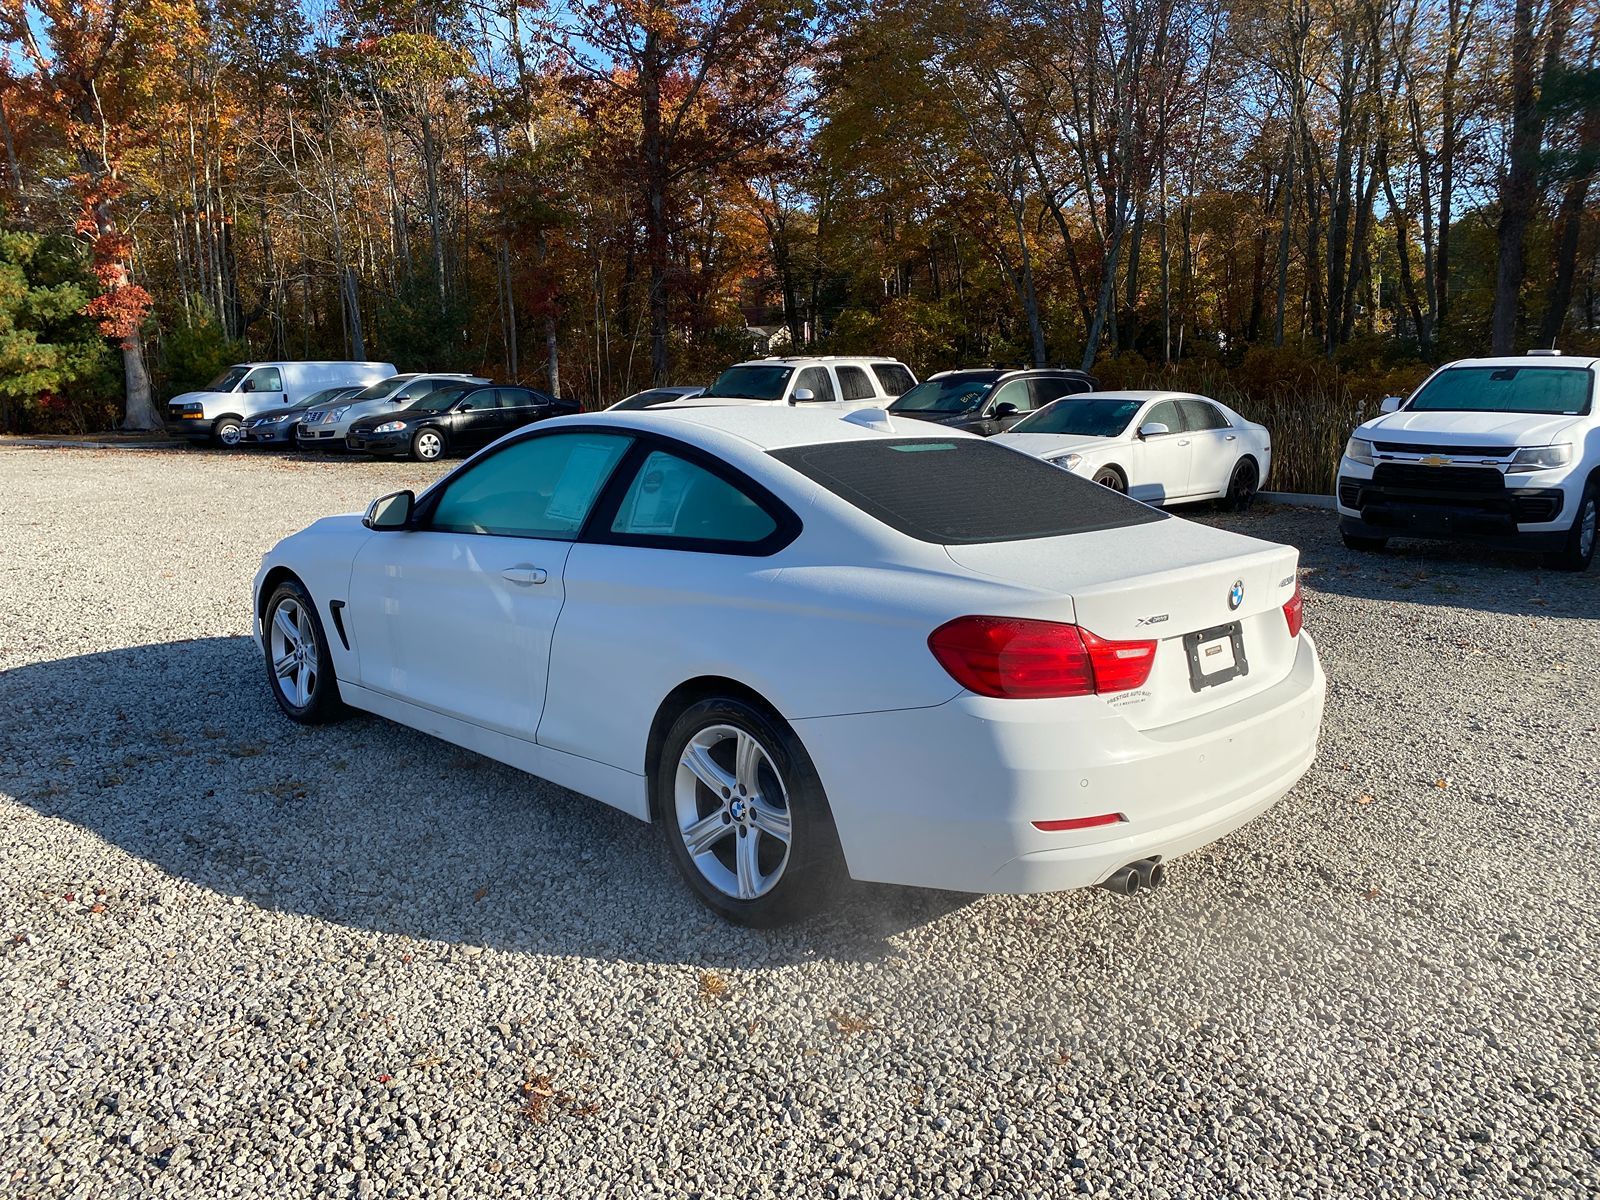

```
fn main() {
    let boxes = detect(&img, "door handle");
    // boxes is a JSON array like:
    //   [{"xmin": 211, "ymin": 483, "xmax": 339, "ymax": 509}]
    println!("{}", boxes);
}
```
[
  {"xmin": 1178, "ymin": 438, "xmax": 1191, "ymax": 446},
  {"xmin": 1225, "ymin": 434, "xmax": 1238, "ymax": 442},
  {"xmin": 501, "ymin": 565, "xmax": 548, "ymax": 587}
]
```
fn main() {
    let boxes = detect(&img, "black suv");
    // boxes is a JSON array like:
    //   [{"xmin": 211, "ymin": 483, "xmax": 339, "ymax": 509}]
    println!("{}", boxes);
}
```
[
  {"xmin": 886, "ymin": 368, "xmax": 1099, "ymax": 436},
  {"xmin": 346, "ymin": 384, "xmax": 578, "ymax": 461}
]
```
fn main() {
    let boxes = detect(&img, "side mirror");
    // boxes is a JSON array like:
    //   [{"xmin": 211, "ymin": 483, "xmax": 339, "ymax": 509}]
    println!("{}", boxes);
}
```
[
  {"xmin": 363, "ymin": 490, "xmax": 414, "ymax": 530},
  {"xmin": 1380, "ymin": 396, "xmax": 1404, "ymax": 413},
  {"xmin": 1137, "ymin": 421, "xmax": 1171, "ymax": 439},
  {"xmin": 993, "ymin": 401, "xmax": 1020, "ymax": 418},
  {"xmin": 242, "ymin": 379, "xmax": 256, "ymax": 392},
  {"xmin": 789, "ymin": 387, "xmax": 817, "ymax": 405}
]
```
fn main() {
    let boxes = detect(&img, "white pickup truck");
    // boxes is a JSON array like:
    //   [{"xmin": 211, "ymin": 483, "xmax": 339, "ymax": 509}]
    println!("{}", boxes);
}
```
[{"xmin": 1336, "ymin": 350, "xmax": 1598, "ymax": 571}]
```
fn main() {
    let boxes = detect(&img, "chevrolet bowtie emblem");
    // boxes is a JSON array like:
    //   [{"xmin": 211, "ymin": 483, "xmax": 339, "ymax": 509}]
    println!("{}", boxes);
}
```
[{"xmin": 1419, "ymin": 455, "xmax": 1449, "ymax": 466}]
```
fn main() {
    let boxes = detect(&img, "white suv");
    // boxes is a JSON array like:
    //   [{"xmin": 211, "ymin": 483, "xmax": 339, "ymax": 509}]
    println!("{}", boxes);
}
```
[
  {"xmin": 693, "ymin": 357, "xmax": 917, "ymax": 412},
  {"xmin": 1337, "ymin": 350, "xmax": 1598, "ymax": 570}
]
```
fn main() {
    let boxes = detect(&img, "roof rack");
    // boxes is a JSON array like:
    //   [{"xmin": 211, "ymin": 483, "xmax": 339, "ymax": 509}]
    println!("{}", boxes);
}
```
[{"xmin": 1527, "ymin": 348, "xmax": 1563, "ymax": 357}]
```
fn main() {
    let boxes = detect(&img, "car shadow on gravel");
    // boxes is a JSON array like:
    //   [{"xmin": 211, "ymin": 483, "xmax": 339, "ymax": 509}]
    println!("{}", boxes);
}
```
[
  {"xmin": 0, "ymin": 637, "xmax": 974, "ymax": 967},
  {"xmin": 1207, "ymin": 505, "xmax": 1600, "ymax": 621}
]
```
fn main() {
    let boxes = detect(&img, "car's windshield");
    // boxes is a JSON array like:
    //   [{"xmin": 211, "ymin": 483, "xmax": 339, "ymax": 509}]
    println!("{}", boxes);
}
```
[
  {"xmin": 705, "ymin": 365, "xmax": 792, "ymax": 401},
  {"xmin": 889, "ymin": 377, "xmax": 996, "ymax": 415},
  {"xmin": 206, "ymin": 365, "xmax": 251, "ymax": 392},
  {"xmin": 411, "ymin": 386, "xmax": 472, "ymax": 412},
  {"xmin": 1406, "ymin": 366, "xmax": 1593, "ymax": 416},
  {"xmin": 350, "ymin": 376, "xmax": 410, "ymax": 402},
  {"xmin": 1011, "ymin": 397, "xmax": 1144, "ymax": 437}
]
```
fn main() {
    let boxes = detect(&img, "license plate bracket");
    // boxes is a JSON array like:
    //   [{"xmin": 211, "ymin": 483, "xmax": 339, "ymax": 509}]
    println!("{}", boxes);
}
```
[{"xmin": 1183, "ymin": 621, "xmax": 1249, "ymax": 692}]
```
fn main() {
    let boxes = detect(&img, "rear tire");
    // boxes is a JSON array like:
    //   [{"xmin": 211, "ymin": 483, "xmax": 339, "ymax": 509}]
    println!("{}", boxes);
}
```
[
  {"xmin": 655, "ymin": 695, "xmax": 843, "ymax": 927},
  {"xmin": 1221, "ymin": 459, "xmax": 1258, "ymax": 512},
  {"xmin": 1341, "ymin": 532, "xmax": 1388, "ymax": 552},
  {"xmin": 212, "ymin": 416, "xmax": 244, "ymax": 448},
  {"xmin": 1092, "ymin": 466, "xmax": 1127, "ymax": 493},
  {"xmin": 262, "ymin": 580, "xmax": 345, "ymax": 725},
  {"xmin": 1546, "ymin": 482, "xmax": 1597, "ymax": 572},
  {"xmin": 411, "ymin": 428, "xmax": 446, "ymax": 462}
]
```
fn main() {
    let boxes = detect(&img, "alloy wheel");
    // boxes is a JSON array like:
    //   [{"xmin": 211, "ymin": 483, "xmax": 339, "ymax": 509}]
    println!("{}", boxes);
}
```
[
  {"xmin": 416, "ymin": 430, "xmax": 443, "ymax": 460},
  {"xmin": 674, "ymin": 724, "xmax": 792, "ymax": 900},
  {"xmin": 268, "ymin": 597, "xmax": 318, "ymax": 708}
]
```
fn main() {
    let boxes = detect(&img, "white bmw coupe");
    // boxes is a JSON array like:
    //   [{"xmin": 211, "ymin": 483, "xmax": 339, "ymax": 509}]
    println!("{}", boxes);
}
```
[
  {"xmin": 992, "ymin": 390, "xmax": 1273, "ymax": 509},
  {"xmin": 254, "ymin": 406, "xmax": 1324, "ymax": 924}
]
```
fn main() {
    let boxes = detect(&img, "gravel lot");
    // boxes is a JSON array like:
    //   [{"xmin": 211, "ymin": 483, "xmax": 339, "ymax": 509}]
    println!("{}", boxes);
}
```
[{"xmin": 2, "ymin": 444, "xmax": 1597, "ymax": 1199}]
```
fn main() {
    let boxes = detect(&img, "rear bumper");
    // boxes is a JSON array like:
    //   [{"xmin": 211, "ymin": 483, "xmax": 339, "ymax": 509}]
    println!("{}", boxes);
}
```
[{"xmin": 794, "ymin": 632, "xmax": 1325, "ymax": 894}]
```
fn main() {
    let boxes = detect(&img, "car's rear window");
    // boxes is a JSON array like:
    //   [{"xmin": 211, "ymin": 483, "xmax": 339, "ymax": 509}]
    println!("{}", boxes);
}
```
[{"xmin": 769, "ymin": 438, "xmax": 1167, "ymax": 544}]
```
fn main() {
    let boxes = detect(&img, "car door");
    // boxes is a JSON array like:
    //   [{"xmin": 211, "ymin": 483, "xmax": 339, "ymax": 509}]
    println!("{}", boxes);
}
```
[
  {"xmin": 1128, "ymin": 399, "xmax": 1194, "ymax": 503},
  {"xmin": 793, "ymin": 366, "xmax": 837, "ymax": 404},
  {"xmin": 979, "ymin": 378, "xmax": 1032, "ymax": 434},
  {"xmin": 345, "ymin": 430, "xmax": 634, "ymax": 738},
  {"xmin": 450, "ymin": 388, "xmax": 501, "ymax": 451},
  {"xmin": 241, "ymin": 366, "xmax": 285, "ymax": 417},
  {"xmin": 1178, "ymin": 398, "xmax": 1236, "ymax": 496},
  {"xmin": 497, "ymin": 388, "xmax": 547, "ymax": 436},
  {"xmin": 539, "ymin": 443, "xmax": 790, "ymax": 772}
]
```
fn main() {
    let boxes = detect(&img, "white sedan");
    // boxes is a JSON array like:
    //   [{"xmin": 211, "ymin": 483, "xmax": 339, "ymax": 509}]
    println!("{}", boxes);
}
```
[
  {"xmin": 992, "ymin": 390, "xmax": 1272, "ymax": 509},
  {"xmin": 254, "ymin": 406, "xmax": 1324, "ymax": 925}
]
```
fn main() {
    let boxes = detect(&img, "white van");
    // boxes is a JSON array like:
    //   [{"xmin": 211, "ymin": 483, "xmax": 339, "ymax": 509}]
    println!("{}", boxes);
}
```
[{"xmin": 167, "ymin": 361, "xmax": 398, "ymax": 446}]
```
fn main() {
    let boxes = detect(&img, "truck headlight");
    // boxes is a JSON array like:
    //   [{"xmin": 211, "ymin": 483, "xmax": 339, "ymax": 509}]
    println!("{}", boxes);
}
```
[
  {"xmin": 1507, "ymin": 444, "xmax": 1573, "ymax": 474},
  {"xmin": 1343, "ymin": 435, "xmax": 1376, "ymax": 466},
  {"xmin": 373, "ymin": 421, "xmax": 406, "ymax": 433},
  {"xmin": 1048, "ymin": 452, "xmax": 1083, "ymax": 472}
]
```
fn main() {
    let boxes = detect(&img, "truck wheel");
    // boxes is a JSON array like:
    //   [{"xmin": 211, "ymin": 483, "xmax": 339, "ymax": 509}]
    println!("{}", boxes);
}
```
[
  {"xmin": 212, "ymin": 416, "xmax": 244, "ymax": 447},
  {"xmin": 1546, "ymin": 483, "xmax": 1597, "ymax": 572}
]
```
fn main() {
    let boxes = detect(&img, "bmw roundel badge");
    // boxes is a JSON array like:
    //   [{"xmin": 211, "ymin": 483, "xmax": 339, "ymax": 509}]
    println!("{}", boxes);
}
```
[{"xmin": 1228, "ymin": 580, "xmax": 1244, "ymax": 610}]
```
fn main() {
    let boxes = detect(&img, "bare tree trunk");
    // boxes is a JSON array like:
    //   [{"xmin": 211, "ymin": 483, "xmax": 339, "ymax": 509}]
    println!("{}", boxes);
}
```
[{"xmin": 1493, "ymin": 0, "xmax": 1573, "ymax": 352}]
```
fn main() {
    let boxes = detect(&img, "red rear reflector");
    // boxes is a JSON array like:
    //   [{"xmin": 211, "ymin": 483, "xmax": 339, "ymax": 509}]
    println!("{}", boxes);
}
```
[
  {"xmin": 1033, "ymin": 813, "xmax": 1127, "ymax": 832},
  {"xmin": 928, "ymin": 616, "xmax": 1156, "ymax": 699},
  {"xmin": 1282, "ymin": 580, "xmax": 1304, "ymax": 638}
]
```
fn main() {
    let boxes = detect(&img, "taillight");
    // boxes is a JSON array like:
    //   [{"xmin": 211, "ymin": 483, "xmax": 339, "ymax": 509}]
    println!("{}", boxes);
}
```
[
  {"xmin": 1282, "ymin": 581, "xmax": 1304, "ymax": 638},
  {"xmin": 928, "ymin": 616, "xmax": 1156, "ymax": 699}
]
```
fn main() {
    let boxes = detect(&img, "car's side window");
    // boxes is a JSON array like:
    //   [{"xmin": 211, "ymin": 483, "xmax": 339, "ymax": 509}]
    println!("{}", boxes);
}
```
[
  {"xmin": 457, "ymin": 389, "xmax": 490, "ymax": 412},
  {"xmin": 610, "ymin": 450, "xmax": 779, "ymax": 546},
  {"xmin": 398, "ymin": 378, "xmax": 440, "ymax": 401},
  {"xmin": 1144, "ymin": 401, "xmax": 1184, "ymax": 433},
  {"xmin": 249, "ymin": 367, "xmax": 283, "ymax": 392},
  {"xmin": 429, "ymin": 432, "xmax": 632, "ymax": 539},
  {"xmin": 989, "ymin": 378, "xmax": 1032, "ymax": 414},
  {"xmin": 871, "ymin": 363, "xmax": 916, "ymax": 396},
  {"xmin": 1032, "ymin": 378, "xmax": 1087, "ymax": 407},
  {"xmin": 496, "ymin": 389, "xmax": 527, "ymax": 409},
  {"xmin": 837, "ymin": 366, "xmax": 876, "ymax": 402},
  {"xmin": 1179, "ymin": 399, "xmax": 1228, "ymax": 430},
  {"xmin": 795, "ymin": 366, "xmax": 837, "ymax": 403}
]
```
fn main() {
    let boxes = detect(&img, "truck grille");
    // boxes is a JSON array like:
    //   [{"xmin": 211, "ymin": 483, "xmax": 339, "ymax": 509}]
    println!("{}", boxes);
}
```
[
  {"xmin": 1372, "ymin": 441, "xmax": 1516, "ymax": 458},
  {"xmin": 1371, "ymin": 463, "xmax": 1506, "ymax": 495}
]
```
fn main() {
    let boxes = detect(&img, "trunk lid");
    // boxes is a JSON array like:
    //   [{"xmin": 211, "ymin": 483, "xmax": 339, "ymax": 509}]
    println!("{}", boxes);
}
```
[{"xmin": 944, "ymin": 516, "xmax": 1301, "ymax": 729}]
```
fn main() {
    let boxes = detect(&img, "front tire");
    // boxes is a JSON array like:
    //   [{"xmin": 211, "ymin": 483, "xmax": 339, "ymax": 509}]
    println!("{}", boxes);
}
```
[
  {"xmin": 1546, "ymin": 482, "xmax": 1597, "ymax": 572},
  {"xmin": 656, "ymin": 696, "xmax": 842, "ymax": 927},
  {"xmin": 262, "ymin": 580, "xmax": 344, "ymax": 724},
  {"xmin": 212, "ymin": 416, "xmax": 244, "ymax": 447},
  {"xmin": 1092, "ymin": 465, "xmax": 1127, "ymax": 493},
  {"xmin": 411, "ymin": 428, "xmax": 446, "ymax": 462}
]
